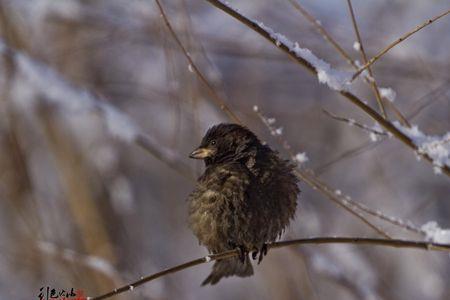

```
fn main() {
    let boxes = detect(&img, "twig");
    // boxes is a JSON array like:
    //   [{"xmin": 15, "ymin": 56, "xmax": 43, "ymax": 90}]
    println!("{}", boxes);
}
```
[
  {"xmin": 89, "ymin": 236, "xmax": 450, "ymax": 300},
  {"xmin": 346, "ymin": 0, "xmax": 386, "ymax": 118},
  {"xmin": 351, "ymin": 9, "xmax": 450, "ymax": 81},
  {"xmin": 154, "ymin": 0, "xmax": 241, "ymax": 124},
  {"xmin": 314, "ymin": 139, "xmax": 382, "ymax": 175},
  {"xmin": 287, "ymin": 0, "xmax": 355, "ymax": 67},
  {"xmin": 202, "ymin": 0, "xmax": 450, "ymax": 177},
  {"xmin": 322, "ymin": 109, "xmax": 387, "ymax": 136}
]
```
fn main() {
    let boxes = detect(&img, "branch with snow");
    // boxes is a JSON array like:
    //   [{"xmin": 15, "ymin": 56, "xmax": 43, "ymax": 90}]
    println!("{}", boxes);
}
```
[
  {"xmin": 203, "ymin": 0, "xmax": 450, "ymax": 177},
  {"xmin": 1, "ymin": 41, "xmax": 193, "ymax": 179},
  {"xmin": 393, "ymin": 122, "xmax": 450, "ymax": 174}
]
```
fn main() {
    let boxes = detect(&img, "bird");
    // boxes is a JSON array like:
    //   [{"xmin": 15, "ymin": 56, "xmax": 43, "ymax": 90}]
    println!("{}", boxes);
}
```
[{"xmin": 187, "ymin": 123, "xmax": 300, "ymax": 285}]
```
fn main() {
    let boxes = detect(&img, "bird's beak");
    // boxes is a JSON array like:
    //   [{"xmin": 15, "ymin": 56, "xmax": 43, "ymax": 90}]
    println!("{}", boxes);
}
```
[{"xmin": 189, "ymin": 147, "xmax": 214, "ymax": 159}]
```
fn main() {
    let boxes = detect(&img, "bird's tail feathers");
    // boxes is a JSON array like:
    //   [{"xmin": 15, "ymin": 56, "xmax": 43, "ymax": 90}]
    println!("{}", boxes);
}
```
[{"xmin": 201, "ymin": 257, "xmax": 253, "ymax": 285}]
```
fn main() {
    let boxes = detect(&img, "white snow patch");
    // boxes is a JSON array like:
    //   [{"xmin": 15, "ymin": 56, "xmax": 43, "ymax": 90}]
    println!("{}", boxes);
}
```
[
  {"xmin": 267, "ymin": 118, "xmax": 276, "ymax": 125},
  {"xmin": 369, "ymin": 132, "xmax": 379, "ymax": 142},
  {"xmin": 421, "ymin": 221, "xmax": 450, "ymax": 244},
  {"xmin": 393, "ymin": 122, "xmax": 450, "ymax": 173},
  {"xmin": 353, "ymin": 41, "xmax": 361, "ymax": 51},
  {"xmin": 255, "ymin": 22, "xmax": 352, "ymax": 91},
  {"xmin": 273, "ymin": 127, "xmax": 283, "ymax": 136},
  {"xmin": 379, "ymin": 87, "xmax": 397, "ymax": 102},
  {"xmin": 294, "ymin": 152, "xmax": 309, "ymax": 164}
]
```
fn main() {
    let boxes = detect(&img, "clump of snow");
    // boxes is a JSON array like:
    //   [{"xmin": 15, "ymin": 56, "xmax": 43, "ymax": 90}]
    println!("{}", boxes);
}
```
[
  {"xmin": 334, "ymin": 189, "xmax": 342, "ymax": 196},
  {"xmin": 188, "ymin": 64, "xmax": 194, "ymax": 73},
  {"xmin": 421, "ymin": 221, "xmax": 450, "ymax": 244},
  {"xmin": 255, "ymin": 22, "xmax": 352, "ymax": 91},
  {"xmin": 267, "ymin": 118, "xmax": 276, "ymax": 125},
  {"xmin": 369, "ymin": 132, "xmax": 379, "ymax": 142},
  {"xmin": 294, "ymin": 152, "xmax": 309, "ymax": 164},
  {"xmin": 253, "ymin": 105, "xmax": 259, "ymax": 112},
  {"xmin": 273, "ymin": 127, "xmax": 283, "ymax": 136},
  {"xmin": 216, "ymin": 2, "xmax": 353, "ymax": 91},
  {"xmin": 379, "ymin": 87, "xmax": 397, "ymax": 102},
  {"xmin": 353, "ymin": 41, "xmax": 361, "ymax": 51},
  {"xmin": 292, "ymin": 42, "xmax": 352, "ymax": 91},
  {"xmin": 393, "ymin": 122, "xmax": 450, "ymax": 173},
  {"xmin": 205, "ymin": 256, "xmax": 212, "ymax": 262}
]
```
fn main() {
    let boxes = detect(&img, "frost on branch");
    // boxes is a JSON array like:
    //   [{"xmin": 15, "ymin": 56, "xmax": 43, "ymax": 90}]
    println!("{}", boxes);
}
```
[{"xmin": 393, "ymin": 122, "xmax": 450, "ymax": 174}]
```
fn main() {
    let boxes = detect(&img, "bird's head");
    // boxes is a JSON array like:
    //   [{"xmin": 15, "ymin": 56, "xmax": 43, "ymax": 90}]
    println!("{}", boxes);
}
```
[{"xmin": 189, "ymin": 123, "xmax": 260, "ymax": 165}]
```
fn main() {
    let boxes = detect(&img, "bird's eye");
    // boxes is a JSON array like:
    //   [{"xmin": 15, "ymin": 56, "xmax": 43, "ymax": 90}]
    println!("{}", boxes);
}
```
[{"xmin": 210, "ymin": 140, "xmax": 216, "ymax": 146}]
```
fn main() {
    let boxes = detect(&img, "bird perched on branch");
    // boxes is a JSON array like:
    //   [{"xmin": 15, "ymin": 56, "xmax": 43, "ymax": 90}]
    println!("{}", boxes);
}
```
[{"xmin": 188, "ymin": 123, "xmax": 299, "ymax": 285}]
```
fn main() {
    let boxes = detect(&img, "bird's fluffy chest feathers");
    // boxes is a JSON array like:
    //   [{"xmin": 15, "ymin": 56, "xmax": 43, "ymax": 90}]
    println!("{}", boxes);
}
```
[{"xmin": 188, "ymin": 164, "xmax": 253, "ymax": 253}]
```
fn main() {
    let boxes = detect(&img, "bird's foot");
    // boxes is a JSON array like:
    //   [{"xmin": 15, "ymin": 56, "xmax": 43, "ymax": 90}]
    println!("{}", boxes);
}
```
[
  {"xmin": 229, "ymin": 241, "xmax": 248, "ymax": 263},
  {"xmin": 252, "ymin": 243, "xmax": 268, "ymax": 264}
]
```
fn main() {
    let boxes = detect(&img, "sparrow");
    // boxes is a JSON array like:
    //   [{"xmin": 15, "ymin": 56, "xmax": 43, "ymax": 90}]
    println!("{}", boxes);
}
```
[{"xmin": 187, "ymin": 123, "xmax": 299, "ymax": 285}]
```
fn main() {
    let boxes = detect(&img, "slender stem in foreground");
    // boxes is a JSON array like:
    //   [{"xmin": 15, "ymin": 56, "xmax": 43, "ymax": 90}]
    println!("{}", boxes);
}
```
[
  {"xmin": 154, "ymin": 0, "xmax": 241, "ymax": 124},
  {"xmin": 346, "ymin": 0, "xmax": 386, "ymax": 118},
  {"xmin": 90, "ymin": 236, "xmax": 450, "ymax": 300}
]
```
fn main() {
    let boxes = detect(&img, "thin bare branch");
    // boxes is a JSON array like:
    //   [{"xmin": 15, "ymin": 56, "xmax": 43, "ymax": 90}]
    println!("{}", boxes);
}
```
[
  {"xmin": 322, "ymin": 109, "xmax": 387, "ymax": 136},
  {"xmin": 346, "ymin": 0, "xmax": 386, "ymax": 118},
  {"xmin": 351, "ymin": 9, "xmax": 450, "ymax": 81},
  {"xmin": 154, "ymin": 0, "xmax": 241, "ymax": 124},
  {"xmin": 90, "ymin": 236, "xmax": 450, "ymax": 300}
]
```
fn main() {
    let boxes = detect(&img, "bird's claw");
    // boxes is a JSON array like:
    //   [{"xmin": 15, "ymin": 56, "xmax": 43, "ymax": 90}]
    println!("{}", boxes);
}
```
[
  {"xmin": 229, "ymin": 241, "xmax": 248, "ymax": 263},
  {"xmin": 252, "ymin": 243, "xmax": 268, "ymax": 264},
  {"xmin": 237, "ymin": 245, "xmax": 248, "ymax": 263}
]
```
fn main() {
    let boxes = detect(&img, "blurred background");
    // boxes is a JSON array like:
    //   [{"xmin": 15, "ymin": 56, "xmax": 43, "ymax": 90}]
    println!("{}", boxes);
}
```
[{"xmin": 0, "ymin": 0, "xmax": 449, "ymax": 299}]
